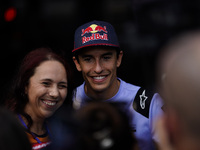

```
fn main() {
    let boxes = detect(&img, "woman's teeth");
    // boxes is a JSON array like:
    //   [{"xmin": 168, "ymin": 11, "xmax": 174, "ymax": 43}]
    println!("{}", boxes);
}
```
[{"xmin": 43, "ymin": 101, "xmax": 56, "ymax": 106}]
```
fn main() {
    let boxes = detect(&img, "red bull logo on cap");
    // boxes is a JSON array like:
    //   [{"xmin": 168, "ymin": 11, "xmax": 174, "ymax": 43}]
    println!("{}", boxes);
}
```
[{"xmin": 81, "ymin": 24, "xmax": 108, "ymax": 44}]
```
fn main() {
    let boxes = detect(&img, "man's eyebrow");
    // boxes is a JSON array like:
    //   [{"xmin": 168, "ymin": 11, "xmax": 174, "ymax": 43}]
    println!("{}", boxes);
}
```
[
  {"xmin": 80, "ymin": 54, "xmax": 92, "ymax": 58},
  {"xmin": 102, "ymin": 52, "xmax": 113, "ymax": 56}
]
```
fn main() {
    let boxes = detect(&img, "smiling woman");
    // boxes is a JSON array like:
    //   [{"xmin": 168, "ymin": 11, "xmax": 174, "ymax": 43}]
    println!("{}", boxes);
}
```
[{"xmin": 4, "ymin": 47, "xmax": 72, "ymax": 150}]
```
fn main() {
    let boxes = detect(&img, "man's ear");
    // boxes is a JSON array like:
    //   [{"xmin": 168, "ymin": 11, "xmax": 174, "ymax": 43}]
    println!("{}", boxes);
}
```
[
  {"xmin": 73, "ymin": 56, "xmax": 82, "ymax": 72},
  {"xmin": 117, "ymin": 51, "xmax": 123, "ymax": 67}
]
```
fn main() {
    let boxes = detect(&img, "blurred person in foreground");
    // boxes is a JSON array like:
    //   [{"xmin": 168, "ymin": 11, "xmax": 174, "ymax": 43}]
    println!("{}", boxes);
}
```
[
  {"xmin": 72, "ymin": 20, "xmax": 164, "ymax": 150},
  {"xmin": 156, "ymin": 30, "xmax": 200, "ymax": 150},
  {"xmin": 5, "ymin": 47, "xmax": 72, "ymax": 150},
  {"xmin": 0, "ymin": 107, "xmax": 31, "ymax": 150},
  {"xmin": 75, "ymin": 102, "xmax": 139, "ymax": 150},
  {"xmin": 46, "ymin": 102, "xmax": 140, "ymax": 150}
]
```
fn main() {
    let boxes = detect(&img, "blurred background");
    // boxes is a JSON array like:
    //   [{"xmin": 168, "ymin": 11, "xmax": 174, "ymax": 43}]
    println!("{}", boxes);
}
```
[{"xmin": 1, "ymin": 0, "xmax": 200, "ymax": 104}]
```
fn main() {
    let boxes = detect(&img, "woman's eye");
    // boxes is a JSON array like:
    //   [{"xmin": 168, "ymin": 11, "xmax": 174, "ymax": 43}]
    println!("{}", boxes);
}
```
[
  {"xmin": 42, "ymin": 82, "xmax": 51, "ymax": 87},
  {"xmin": 58, "ymin": 84, "xmax": 67, "ymax": 89}
]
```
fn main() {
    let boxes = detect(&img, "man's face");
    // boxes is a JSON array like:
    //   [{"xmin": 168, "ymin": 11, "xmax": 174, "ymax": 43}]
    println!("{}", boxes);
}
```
[{"xmin": 73, "ymin": 47, "xmax": 123, "ymax": 94}]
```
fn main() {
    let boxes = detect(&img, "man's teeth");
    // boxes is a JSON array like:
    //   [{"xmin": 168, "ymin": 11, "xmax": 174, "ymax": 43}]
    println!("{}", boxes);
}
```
[
  {"xmin": 43, "ymin": 101, "xmax": 56, "ymax": 106},
  {"xmin": 93, "ymin": 76, "xmax": 105, "ymax": 80}
]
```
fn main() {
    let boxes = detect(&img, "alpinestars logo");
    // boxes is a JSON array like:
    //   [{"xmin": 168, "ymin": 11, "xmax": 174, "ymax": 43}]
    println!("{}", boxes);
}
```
[
  {"xmin": 140, "ymin": 90, "xmax": 148, "ymax": 109},
  {"xmin": 81, "ymin": 24, "xmax": 108, "ymax": 44}
]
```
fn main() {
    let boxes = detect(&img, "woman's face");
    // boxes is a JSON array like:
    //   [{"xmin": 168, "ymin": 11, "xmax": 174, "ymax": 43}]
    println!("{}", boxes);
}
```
[{"xmin": 24, "ymin": 60, "xmax": 68, "ymax": 120}]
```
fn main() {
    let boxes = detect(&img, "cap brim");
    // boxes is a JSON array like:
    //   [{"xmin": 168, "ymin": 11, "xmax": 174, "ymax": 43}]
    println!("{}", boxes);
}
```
[{"xmin": 72, "ymin": 43, "xmax": 120, "ymax": 53}]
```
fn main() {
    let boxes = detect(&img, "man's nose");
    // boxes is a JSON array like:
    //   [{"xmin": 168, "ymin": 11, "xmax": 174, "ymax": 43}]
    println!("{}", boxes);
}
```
[{"xmin": 94, "ymin": 61, "xmax": 103, "ymax": 73}]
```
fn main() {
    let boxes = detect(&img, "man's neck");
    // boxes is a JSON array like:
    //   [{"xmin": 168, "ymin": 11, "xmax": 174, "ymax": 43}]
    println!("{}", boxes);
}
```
[{"xmin": 85, "ymin": 79, "xmax": 120, "ymax": 101}]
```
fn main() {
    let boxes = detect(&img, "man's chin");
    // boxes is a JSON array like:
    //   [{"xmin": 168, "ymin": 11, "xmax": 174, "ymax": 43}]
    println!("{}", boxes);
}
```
[{"xmin": 88, "ymin": 84, "xmax": 107, "ymax": 93}]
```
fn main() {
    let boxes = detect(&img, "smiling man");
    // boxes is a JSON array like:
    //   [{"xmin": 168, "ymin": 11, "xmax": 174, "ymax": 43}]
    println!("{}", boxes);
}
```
[
  {"xmin": 72, "ymin": 20, "xmax": 164, "ymax": 150},
  {"xmin": 73, "ymin": 46, "xmax": 122, "ymax": 101}
]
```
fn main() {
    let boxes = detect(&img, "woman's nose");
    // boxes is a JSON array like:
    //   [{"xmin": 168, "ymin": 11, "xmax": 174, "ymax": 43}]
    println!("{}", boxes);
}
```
[{"xmin": 49, "ymin": 86, "xmax": 59, "ymax": 98}]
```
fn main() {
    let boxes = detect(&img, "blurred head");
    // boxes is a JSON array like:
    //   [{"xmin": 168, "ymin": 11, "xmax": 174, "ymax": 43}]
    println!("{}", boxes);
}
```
[
  {"xmin": 0, "ymin": 107, "xmax": 31, "ymax": 150},
  {"xmin": 45, "ymin": 102, "xmax": 139, "ymax": 150},
  {"xmin": 75, "ymin": 102, "xmax": 138, "ymax": 150},
  {"xmin": 6, "ymin": 48, "xmax": 72, "ymax": 125},
  {"xmin": 158, "ymin": 30, "xmax": 200, "ymax": 147}
]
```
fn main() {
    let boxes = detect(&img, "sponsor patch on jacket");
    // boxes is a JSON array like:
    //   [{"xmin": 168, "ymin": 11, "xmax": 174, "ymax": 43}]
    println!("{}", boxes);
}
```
[{"xmin": 133, "ymin": 87, "xmax": 154, "ymax": 118}]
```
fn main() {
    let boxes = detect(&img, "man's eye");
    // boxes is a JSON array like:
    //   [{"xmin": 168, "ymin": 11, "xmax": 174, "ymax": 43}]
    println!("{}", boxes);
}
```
[
  {"xmin": 103, "ymin": 56, "xmax": 111, "ymax": 60},
  {"xmin": 84, "ymin": 58, "xmax": 91, "ymax": 62}
]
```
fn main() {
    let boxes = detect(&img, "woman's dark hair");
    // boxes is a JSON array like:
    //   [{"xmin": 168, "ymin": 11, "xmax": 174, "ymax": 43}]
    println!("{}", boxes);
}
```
[{"xmin": 5, "ymin": 47, "xmax": 73, "ymax": 128}]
